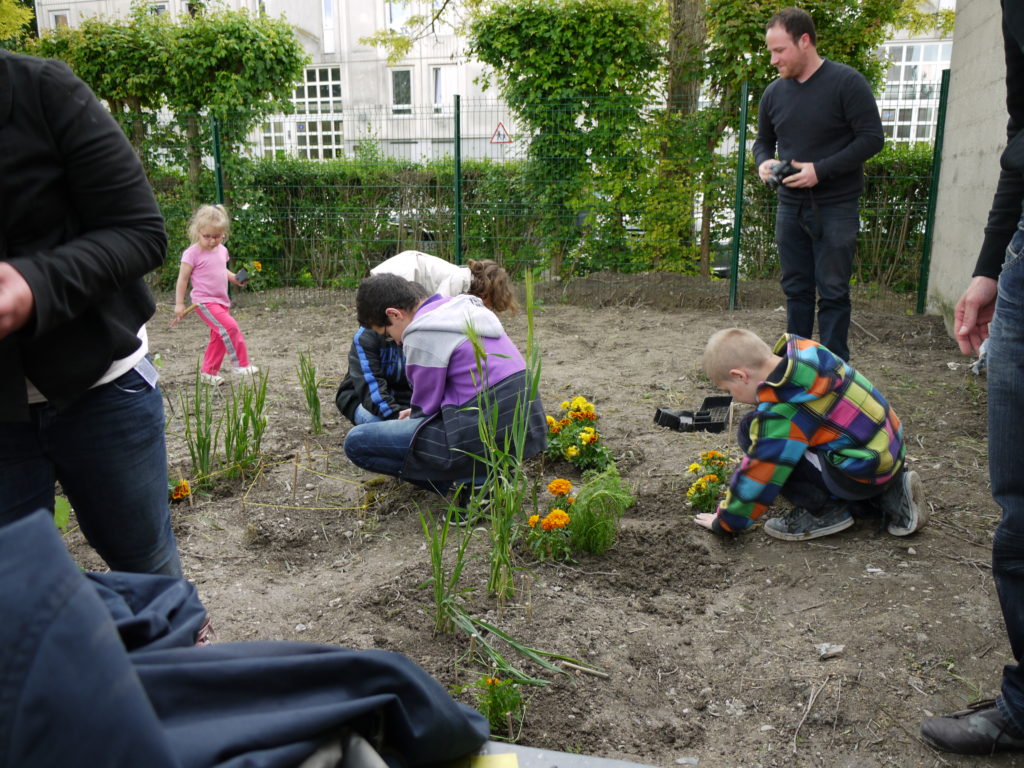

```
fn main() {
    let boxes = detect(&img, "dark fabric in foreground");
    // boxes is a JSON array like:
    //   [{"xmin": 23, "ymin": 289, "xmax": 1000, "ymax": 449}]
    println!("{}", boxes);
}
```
[{"xmin": 0, "ymin": 510, "xmax": 488, "ymax": 768}]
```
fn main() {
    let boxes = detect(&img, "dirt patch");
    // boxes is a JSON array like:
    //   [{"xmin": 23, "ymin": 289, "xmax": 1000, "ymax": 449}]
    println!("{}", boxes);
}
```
[{"xmin": 67, "ymin": 274, "xmax": 1015, "ymax": 767}]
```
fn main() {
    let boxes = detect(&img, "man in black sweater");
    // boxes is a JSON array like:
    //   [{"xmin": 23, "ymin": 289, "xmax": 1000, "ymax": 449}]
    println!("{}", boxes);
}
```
[
  {"xmin": 920, "ymin": 1, "xmax": 1024, "ymax": 754},
  {"xmin": 752, "ymin": 7, "xmax": 883, "ymax": 362}
]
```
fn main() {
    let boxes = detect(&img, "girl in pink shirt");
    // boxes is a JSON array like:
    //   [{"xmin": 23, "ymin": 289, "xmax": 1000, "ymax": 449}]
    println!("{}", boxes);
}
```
[{"xmin": 173, "ymin": 205, "xmax": 257, "ymax": 385}]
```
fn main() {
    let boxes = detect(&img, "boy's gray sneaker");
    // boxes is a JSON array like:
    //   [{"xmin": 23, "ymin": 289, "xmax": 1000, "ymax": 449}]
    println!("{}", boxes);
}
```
[
  {"xmin": 763, "ymin": 502, "xmax": 853, "ymax": 541},
  {"xmin": 920, "ymin": 699, "xmax": 1024, "ymax": 754},
  {"xmin": 881, "ymin": 469, "xmax": 927, "ymax": 536}
]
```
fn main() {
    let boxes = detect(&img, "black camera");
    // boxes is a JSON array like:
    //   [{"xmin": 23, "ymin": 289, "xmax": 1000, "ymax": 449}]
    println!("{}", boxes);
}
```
[{"xmin": 765, "ymin": 159, "xmax": 797, "ymax": 190}]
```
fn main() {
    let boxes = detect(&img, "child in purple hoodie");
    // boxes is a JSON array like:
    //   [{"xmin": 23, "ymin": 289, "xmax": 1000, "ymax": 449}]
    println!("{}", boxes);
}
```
[{"xmin": 343, "ymin": 273, "xmax": 546, "ymax": 495}]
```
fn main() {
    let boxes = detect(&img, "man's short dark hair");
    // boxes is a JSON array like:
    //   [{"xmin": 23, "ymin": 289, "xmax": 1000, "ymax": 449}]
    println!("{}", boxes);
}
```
[
  {"xmin": 356, "ymin": 273, "xmax": 428, "ymax": 328},
  {"xmin": 767, "ymin": 7, "xmax": 816, "ymax": 47}
]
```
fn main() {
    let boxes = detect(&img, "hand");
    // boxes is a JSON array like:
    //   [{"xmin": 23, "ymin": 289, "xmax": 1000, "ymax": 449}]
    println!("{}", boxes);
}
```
[
  {"xmin": 0, "ymin": 262, "xmax": 34, "ymax": 339},
  {"xmin": 174, "ymin": 303, "xmax": 187, "ymax": 322},
  {"xmin": 782, "ymin": 160, "xmax": 818, "ymax": 188},
  {"xmin": 954, "ymin": 275, "xmax": 998, "ymax": 355},
  {"xmin": 694, "ymin": 512, "xmax": 717, "ymax": 530},
  {"xmin": 757, "ymin": 159, "xmax": 777, "ymax": 184},
  {"xmin": 398, "ymin": 408, "xmax": 412, "ymax": 420}
]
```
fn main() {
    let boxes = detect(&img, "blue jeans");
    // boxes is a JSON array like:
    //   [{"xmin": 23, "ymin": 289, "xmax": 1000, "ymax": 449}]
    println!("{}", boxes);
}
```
[
  {"xmin": 989, "ymin": 216, "xmax": 1024, "ymax": 733},
  {"xmin": 776, "ymin": 199, "xmax": 860, "ymax": 361},
  {"xmin": 353, "ymin": 404, "xmax": 384, "ymax": 425},
  {"xmin": 0, "ymin": 361, "xmax": 182, "ymax": 577},
  {"xmin": 345, "ymin": 416, "xmax": 425, "ymax": 482}
]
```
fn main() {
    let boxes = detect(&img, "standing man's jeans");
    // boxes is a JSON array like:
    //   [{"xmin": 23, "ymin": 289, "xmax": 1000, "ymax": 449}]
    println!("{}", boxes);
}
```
[
  {"xmin": 0, "ymin": 361, "xmax": 183, "ymax": 577},
  {"xmin": 776, "ymin": 198, "xmax": 860, "ymax": 361},
  {"xmin": 989, "ymin": 213, "xmax": 1024, "ymax": 735}
]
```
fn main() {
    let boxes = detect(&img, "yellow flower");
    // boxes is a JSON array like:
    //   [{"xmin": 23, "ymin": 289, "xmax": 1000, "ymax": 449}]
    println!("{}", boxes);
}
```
[
  {"xmin": 570, "ymin": 396, "xmax": 591, "ymax": 412},
  {"xmin": 560, "ymin": 400, "xmax": 570, "ymax": 411},
  {"xmin": 252, "ymin": 260, "xmax": 262, "ymax": 272},
  {"xmin": 527, "ymin": 514, "xmax": 540, "ymax": 528},
  {"xmin": 565, "ymin": 445, "xmax": 579, "ymax": 459},
  {"xmin": 171, "ymin": 479, "xmax": 190, "ymax": 500},
  {"xmin": 542, "ymin": 509, "xmax": 570, "ymax": 530},
  {"xmin": 546, "ymin": 415, "xmax": 556, "ymax": 428},
  {"xmin": 688, "ymin": 462, "xmax": 701, "ymax": 474},
  {"xmin": 547, "ymin": 478, "xmax": 573, "ymax": 496}
]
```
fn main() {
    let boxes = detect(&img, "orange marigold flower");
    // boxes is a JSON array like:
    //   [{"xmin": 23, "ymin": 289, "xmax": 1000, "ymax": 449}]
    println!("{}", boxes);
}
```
[
  {"xmin": 527, "ymin": 514, "xmax": 540, "ymax": 528},
  {"xmin": 252, "ymin": 261, "xmax": 262, "ymax": 272},
  {"xmin": 542, "ymin": 509, "xmax": 570, "ymax": 531},
  {"xmin": 171, "ymin": 479, "xmax": 191, "ymax": 500},
  {"xmin": 559, "ymin": 418, "xmax": 571, "ymax": 427},
  {"xmin": 566, "ymin": 496, "xmax": 575, "ymax": 505},
  {"xmin": 484, "ymin": 676, "xmax": 501, "ymax": 687},
  {"xmin": 703, "ymin": 474, "xmax": 719, "ymax": 484},
  {"xmin": 701, "ymin": 450, "xmax": 724, "ymax": 460},
  {"xmin": 547, "ymin": 478, "xmax": 573, "ymax": 496}
]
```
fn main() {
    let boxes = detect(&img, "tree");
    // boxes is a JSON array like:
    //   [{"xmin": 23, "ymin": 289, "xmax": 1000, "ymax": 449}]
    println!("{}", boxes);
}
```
[
  {"xmin": 163, "ymin": 7, "xmax": 308, "ymax": 190},
  {"xmin": 32, "ymin": 8, "xmax": 170, "ymax": 159},
  {"xmin": 469, "ymin": 0, "xmax": 664, "ymax": 273},
  {"xmin": 0, "ymin": 0, "xmax": 32, "ymax": 46}
]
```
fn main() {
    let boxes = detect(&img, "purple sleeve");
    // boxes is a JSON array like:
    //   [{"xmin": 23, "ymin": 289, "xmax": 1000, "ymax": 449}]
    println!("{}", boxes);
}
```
[{"xmin": 408, "ymin": 364, "xmax": 446, "ymax": 416}]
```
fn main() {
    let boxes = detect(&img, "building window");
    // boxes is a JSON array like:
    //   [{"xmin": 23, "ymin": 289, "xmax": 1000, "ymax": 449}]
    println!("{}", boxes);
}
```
[
  {"xmin": 50, "ymin": 10, "xmax": 70, "ymax": 27},
  {"xmin": 260, "ymin": 121, "xmax": 287, "ymax": 159},
  {"xmin": 149, "ymin": 2, "xmax": 169, "ymax": 14},
  {"xmin": 391, "ymin": 69, "xmax": 412, "ymax": 115},
  {"xmin": 878, "ymin": 40, "xmax": 949, "ymax": 144},
  {"xmin": 297, "ymin": 119, "xmax": 344, "ymax": 160},
  {"xmin": 387, "ymin": 0, "xmax": 410, "ymax": 29},
  {"xmin": 321, "ymin": 0, "xmax": 335, "ymax": 55},
  {"xmin": 293, "ymin": 66, "xmax": 343, "ymax": 115},
  {"xmin": 431, "ymin": 65, "xmax": 456, "ymax": 113}
]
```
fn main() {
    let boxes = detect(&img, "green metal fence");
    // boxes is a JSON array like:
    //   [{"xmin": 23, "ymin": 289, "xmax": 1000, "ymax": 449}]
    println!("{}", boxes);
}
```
[{"xmin": 143, "ymin": 76, "xmax": 948, "ymax": 313}]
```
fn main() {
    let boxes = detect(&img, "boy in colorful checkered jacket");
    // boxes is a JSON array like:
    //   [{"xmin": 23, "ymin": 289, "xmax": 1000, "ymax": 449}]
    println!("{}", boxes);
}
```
[{"xmin": 694, "ymin": 328, "xmax": 927, "ymax": 541}]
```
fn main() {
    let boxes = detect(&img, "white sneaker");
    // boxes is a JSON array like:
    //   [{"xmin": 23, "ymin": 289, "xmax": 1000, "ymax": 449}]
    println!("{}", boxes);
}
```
[
  {"xmin": 199, "ymin": 373, "xmax": 224, "ymax": 386},
  {"xmin": 234, "ymin": 365, "xmax": 259, "ymax": 375}
]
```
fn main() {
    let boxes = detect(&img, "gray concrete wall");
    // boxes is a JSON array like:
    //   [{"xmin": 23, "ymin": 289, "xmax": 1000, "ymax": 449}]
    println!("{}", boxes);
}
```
[{"xmin": 928, "ymin": 0, "xmax": 1005, "ymax": 331}]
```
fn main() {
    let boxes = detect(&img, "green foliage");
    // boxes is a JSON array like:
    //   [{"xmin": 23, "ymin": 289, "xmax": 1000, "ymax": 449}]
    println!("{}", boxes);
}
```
[
  {"xmin": 221, "ymin": 371, "xmax": 269, "ymax": 479},
  {"xmin": 470, "ymin": 0, "xmax": 664, "ymax": 275},
  {"xmin": 418, "ymin": 500, "xmax": 476, "ymax": 636},
  {"xmin": 685, "ymin": 449, "xmax": 734, "ymax": 514},
  {"xmin": 459, "ymin": 675, "xmax": 525, "ymax": 741},
  {"xmin": 545, "ymin": 396, "xmax": 612, "ymax": 473},
  {"xmin": 569, "ymin": 464, "xmax": 634, "ymax": 555},
  {"xmin": 296, "ymin": 350, "xmax": 323, "ymax": 435},
  {"xmin": 53, "ymin": 496, "xmax": 71, "ymax": 533},
  {"xmin": 180, "ymin": 366, "xmax": 220, "ymax": 489},
  {"xmin": 0, "ymin": 0, "xmax": 32, "ymax": 46}
]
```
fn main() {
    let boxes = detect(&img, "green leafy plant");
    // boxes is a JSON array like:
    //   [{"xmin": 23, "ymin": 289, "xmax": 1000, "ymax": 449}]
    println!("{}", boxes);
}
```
[
  {"xmin": 53, "ymin": 496, "xmax": 72, "ymax": 533},
  {"xmin": 458, "ymin": 675, "xmax": 525, "ymax": 741},
  {"xmin": 463, "ymin": 273, "xmax": 543, "ymax": 602},
  {"xmin": 685, "ymin": 449, "xmax": 734, "ymax": 514},
  {"xmin": 180, "ymin": 365, "xmax": 220, "ymax": 488},
  {"xmin": 545, "ymin": 396, "xmax": 612, "ymax": 472},
  {"xmin": 296, "ymin": 349, "xmax": 324, "ymax": 434},
  {"xmin": 237, "ymin": 258, "xmax": 271, "ymax": 292},
  {"xmin": 222, "ymin": 371, "xmax": 269, "ymax": 479},
  {"xmin": 419, "ymin": 500, "xmax": 476, "ymax": 636},
  {"xmin": 569, "ymin": 464, "xmax": 634, "ymax": 555},
  {"xmin": 524, "ymin": 478, "xmax": 574, "ymax": 563}
]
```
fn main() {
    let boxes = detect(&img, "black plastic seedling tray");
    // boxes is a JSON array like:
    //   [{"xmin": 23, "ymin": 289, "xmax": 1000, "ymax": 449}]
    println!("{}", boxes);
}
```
[{"xmin": 653, "ymin": 395, "xmax": 732, "ymax": 434}]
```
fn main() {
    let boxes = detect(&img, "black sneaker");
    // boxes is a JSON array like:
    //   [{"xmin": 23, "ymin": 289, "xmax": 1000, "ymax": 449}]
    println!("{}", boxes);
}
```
[
  {"xmin": 921, "ymin": 699, "xmax": 1024, "ymax": 754},
  {"xmin": 881, "ymin": 469, "xmax": 927, "ymax": 536},
  {"xmin": 763, "ymin": 502, "xmax": 853, "ymax": 541}
]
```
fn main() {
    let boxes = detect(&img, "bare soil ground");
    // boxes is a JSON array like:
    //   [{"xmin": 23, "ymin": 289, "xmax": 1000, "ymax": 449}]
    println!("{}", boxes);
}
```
[{"xmin": 68, "ymin": 273, "xmax": 1021, "ymax": 767}]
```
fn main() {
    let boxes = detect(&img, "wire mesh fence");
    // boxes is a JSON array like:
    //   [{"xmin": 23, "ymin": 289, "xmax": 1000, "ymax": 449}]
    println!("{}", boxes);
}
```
[{"xmin": 143, "ymin": 79, "xmax": 946, "ymax": 314}]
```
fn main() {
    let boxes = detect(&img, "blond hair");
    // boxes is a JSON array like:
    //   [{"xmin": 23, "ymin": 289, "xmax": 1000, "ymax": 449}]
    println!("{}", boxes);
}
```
[
  {"xmin": 703, "ymin": 328, "xmax": 773, "ymax": 384},
  {"xmin": 187, "ymin": 204, "xmax": 231, "ymax": 245}
]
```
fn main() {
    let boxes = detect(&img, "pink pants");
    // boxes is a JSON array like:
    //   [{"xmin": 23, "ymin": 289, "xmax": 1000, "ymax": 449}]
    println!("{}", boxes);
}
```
[{"xmin": 195, "ymin": 302, "xmax": 250, "ymax": 375}]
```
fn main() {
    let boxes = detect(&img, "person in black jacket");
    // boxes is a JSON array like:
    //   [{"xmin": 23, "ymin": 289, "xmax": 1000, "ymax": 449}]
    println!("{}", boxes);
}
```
[
  {"xmin": 0, "ymin": 51, "xmax": 182, "ymax": 577},
  {"xmin": 752, "ymin": 7, "xmax": 884, "ymax": 362},
  {"xmin": 920, "ymin": 2, "xmax": 1024, "ymax": 755}
]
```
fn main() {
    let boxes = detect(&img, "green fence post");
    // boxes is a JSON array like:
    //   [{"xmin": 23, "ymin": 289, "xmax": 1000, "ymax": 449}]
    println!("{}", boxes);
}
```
[
  {"xmin": 211, "ymin": 114, "xmax": 225, "ymax": 205},
  {"xmin": 729, "ymin": 81, "xmax": 750, "ymax": 311},
  {"xmin": 454, "ymin": 94, "xmax": 463, "ymax": 266},
  {"xmin": 917, "ymin": 68, "xmax": 950, "ymax": 315}
]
